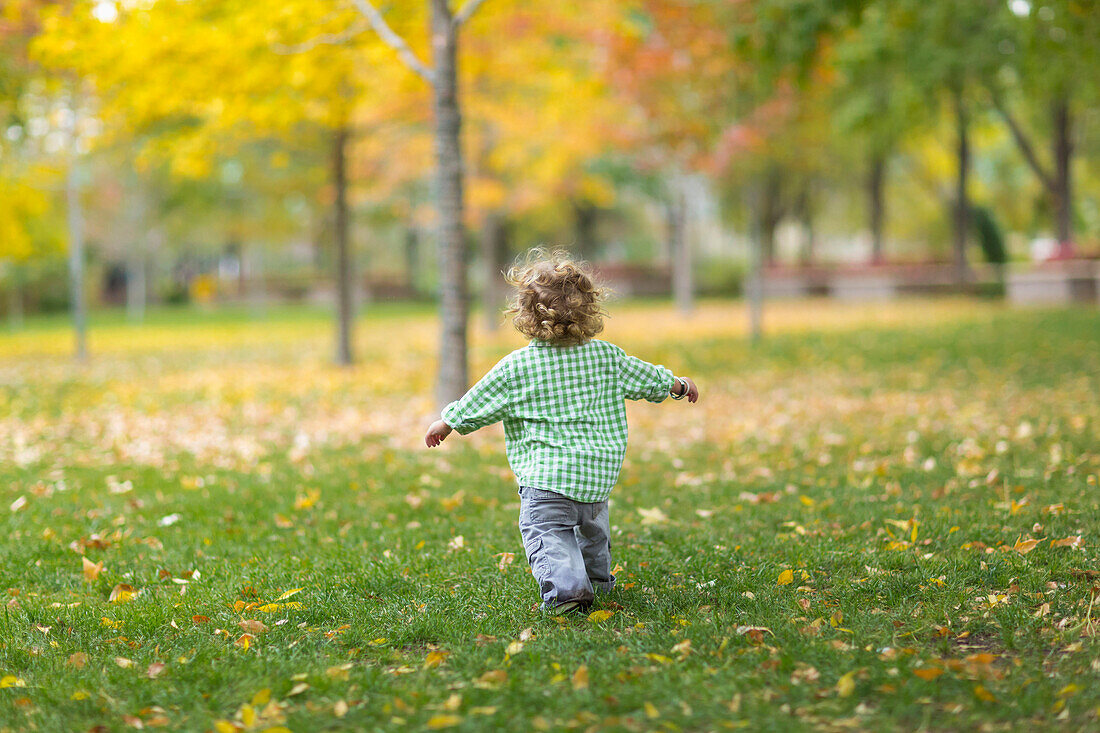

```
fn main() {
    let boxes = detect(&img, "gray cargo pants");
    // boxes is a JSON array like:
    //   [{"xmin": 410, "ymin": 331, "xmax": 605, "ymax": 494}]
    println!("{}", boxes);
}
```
[{"xmin": 517, "ymin": 486, "xmax": 616, "ymax": 609}]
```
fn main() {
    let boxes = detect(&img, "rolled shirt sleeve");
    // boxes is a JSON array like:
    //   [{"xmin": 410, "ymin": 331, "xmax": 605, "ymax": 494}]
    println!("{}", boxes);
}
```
[
  {"xmin": 618, "ymin": 350, "xmax": 675, "ymax": 403},
  {"xmin": 441, "ymin": 356, "xmax": 512, "ymax": 434}
]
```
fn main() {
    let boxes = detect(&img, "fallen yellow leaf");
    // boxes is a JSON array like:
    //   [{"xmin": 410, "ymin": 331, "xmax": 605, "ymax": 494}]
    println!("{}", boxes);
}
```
[
  {"xmin": 81, "ymin": 557, "xmax": 103, "ymax": 583},
  {"xmin": 973, "ymin": 685, "xmax": 996, "ymax": 702},
  {"xmin": 572, "ymin": 665, "xmax": 589, "ymax": 690},
  {"xmin": 334, "ymin": 700, "xmax": 349, "ymax": 718},
  {"xmin": 425, "ymin": 651, "xmax": 449, "ymax": 669},
  {"xmin": 252, "ymin": 688, "xmax": 271, "ymax": 706},
  {"xmin": 913, "ymin": 667, "xmax": 943, "ymax": 681},
  {"xmin": 426, "ymin": 714, "xmax": 462, "ymax": 729},
  {"xmin": 1013, "ymin": 537, "xmax": 1043, "ymax": 555},
  {"xmin": 777, "ymin": 569, "xmax": 794, "ymax": 586},
  {"xmin": 837, "ymin": 671, "xmax": 856, "ymax": 697},
  {"xmin": 274, "ymin": 588, "xmax": 304, "ymax": 602},
  {"xmin": 67, "ymin": 652, "xmax": 88, "ymax": 669},
  {"xmin": 109, "ymin": 583, "xmax": 135, "ymax": 603},
  {"xmin": 234, "ymin": 634, "xmax": 254, "ymax": 650},
  {"xmin": 587, "ymin": 610, "xmax": 613, "ymax": 623},
  {"xmin": 0, "ymin": 676, "xmax": 26, "ymax": 688}
]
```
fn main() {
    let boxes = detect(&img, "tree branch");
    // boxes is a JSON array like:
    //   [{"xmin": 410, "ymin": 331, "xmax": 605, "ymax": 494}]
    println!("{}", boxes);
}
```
[
  {"xmin": 991, "ymin": 92, "xmax": 1054, "ymax": 193},
  {"xmin": 270, "ymin": 22, "xmax": 369, "ymax": 55},
  {"xmin": 350, "ymin": 0, "xmax": 435, "ymax": 84},
  {"xmin": 453, "ymin": 0, "xmax": 490, "ymax": 26}
]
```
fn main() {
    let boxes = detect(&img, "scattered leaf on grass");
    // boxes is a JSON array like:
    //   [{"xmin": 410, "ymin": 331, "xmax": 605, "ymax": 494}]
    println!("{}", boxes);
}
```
[
  {"xmin": 1051, "ymin": 537, "xmax": 1083, "ymax": 549},
  {"xmin": 505, "ymin": 641, "xmax": 524, "ymax": 656},
  {"xmin": 234, "ymin": 634, "xmax": 255, "ymax": 650},
  {"xmin": 644, "ymin": 701, "xmax": 659, "ymax": 719},
  {"xmin": 426, "ymin": 714, "xmax": 462, "ymax": 729},
  {"xmin": 974, "ymin": 685, "xmax": 996, "ymax": 702},
  {"xmin": 334, "ymin": 700, "xmax": 348, "ymax": 718},
  {"xmin": 192, "ymin": 616, "xmax": 209, "ymax": 625},
  {"xmin": 572, "ymin": 665, "xmax": 589, "ymax": 690},
  {"xmin": 476, "ymin": 670, "xmax": 507, "ymax": 688},
  {"xmin": 777, "ymin": 570, "xmax": 794, "ymax": 586},
  {"xmin": 913, "ymin": 667, "xmax": 943, "ymax": 681},
  {"xmin": 0, "ymin": 676, "xmax": 26, "ymax": 688},
  {"xmin": 81, "ymin": 557, "xmax": 103, "ymax": 583},
  {"xmin": 109, "ymin": 584, "xmax": 135, "ymax": 603},
  {"xmin": 252, "ymin": 689, "xmax": 271, "ymax": 706},
  {"xmin": 115, "ymin": 657, "xmax": 134, "ymax": 668},
  {"xmin": 588, "ymin": 610, "xmax": 613, "ymax": 623},
  {"xmin": 273, "ymin": 588, "xmax": 303, "ymax": 602},
  {"xmin": 326, "ymin": 664, "xmax": 352, "ymax": 680},
  {"xmin": 71, "ymin": 690, "xmax": 89, "ymax": 700},
  {"xmin": 287, "ymin": 682, "xmax": 309, "ymax": 696},
  {"xmin": 1012, "ymin": 537, "xmax": 1043, "ymax": 555},
  {"xmin": 146, "ymin": 662, "xmax": 165, "ymax": 679},
  {"xmin": 519, "ymin": 627, "xmax": 534, "ymax": 642},
  {"xmin": 638, "ymin": 507, "xmax": 669, "ymax": 525},
  {"xmin": 425, "ymin": 651, "xmax": 449, "ymax": 669},
  {"xmin": 67, "ymin": 652, "xmax": 88, "ymax": 669},
  {"xmin": 238, "ymin": 620, "xmax": 269, "ymax": 634},
  {"xmin": 837, "ymin": 671, "xmax": 856, "ymax": 697},
  {"xmin": 495, "ymin": 552, "xmax": 515, "ymax": 571}
]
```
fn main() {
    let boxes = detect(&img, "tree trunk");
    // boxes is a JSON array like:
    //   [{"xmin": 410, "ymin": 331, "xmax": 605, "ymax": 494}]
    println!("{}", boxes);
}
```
[
  {"xmin": 333, "ymin": 124, "xmax": 354, "ymax": 366},
  {"xmin": 1052, "ymin": 96, "xmax": 1073, "ymax": 254},
  {"xmin": 431, "ymin": 0, "xmax": 468, "ymax": 405},
  {"xmin": 573, "ymin": 201, "xmax": 598, "ymax": 262},
  {"xmin": 8, "ymin": 271, "xmax": 22, "ymax": 331},
  {"xmin": 125, "ymin": 174, "xmax": 147, "ymax": 321},
  {"xmin": 952, "ymin": 88, "xmax": 971, "ymax": 284},
  {"xmin": 797, "ymin": 185, "xmax": 816, "ymax": 266},
  {"xmin": 747, "ymin": 188, "xmax": 764, "ymax": 343},
  {"xmin": 67, "ymin": 157, "xmax": 87, "ymax": 362},
  {"xmin": 868, "ymin": 154, "xmax": 886, "ymax": 263},
  {"xmin": 404, "ymin": 223, "xmax": 419, "ymax": 296},
  {"xmin": 481, "ymin": 213, "xmax": 509, "ymax": 332},
  {"xmin": 667, "ymin": 187, "xmax": 693, "ymax": 316},
  {"xmin": 760, "ymin": 168, "xmax": 782, "ymax": 267}
]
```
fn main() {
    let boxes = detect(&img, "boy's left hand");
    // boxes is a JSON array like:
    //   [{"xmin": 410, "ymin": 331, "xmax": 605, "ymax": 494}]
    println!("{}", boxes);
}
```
[{"xmin": 424, "ymin": 419, "xmax": 453, "ymax": 448}]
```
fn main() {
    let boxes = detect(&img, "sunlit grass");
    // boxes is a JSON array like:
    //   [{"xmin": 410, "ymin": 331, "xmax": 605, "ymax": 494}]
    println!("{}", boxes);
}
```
[{"xmin": 0, "ymin": 299, "xmax": 1097, "ymax": 731}]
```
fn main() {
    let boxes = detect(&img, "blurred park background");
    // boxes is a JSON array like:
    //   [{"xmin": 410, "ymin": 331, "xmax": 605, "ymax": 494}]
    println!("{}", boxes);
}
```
[
  {"xmin": 1, "ymin": 0, "xmax": 1099, "ymax": 397},
  {"xmin": 3, "ymin": 3, "xmax": 1100, "ymax": 730}
]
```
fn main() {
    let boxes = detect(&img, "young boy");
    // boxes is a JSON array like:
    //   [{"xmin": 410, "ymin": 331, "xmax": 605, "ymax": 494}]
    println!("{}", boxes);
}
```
[{"xmin": 424, "ymin": 250, "xmax": 699, "ymax": 614}]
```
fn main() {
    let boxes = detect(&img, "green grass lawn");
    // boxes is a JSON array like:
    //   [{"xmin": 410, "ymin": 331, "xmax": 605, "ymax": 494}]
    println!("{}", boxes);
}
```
[{"xmin": 1, "ymin": 301, "xmax": 1098, "ymax": 732}]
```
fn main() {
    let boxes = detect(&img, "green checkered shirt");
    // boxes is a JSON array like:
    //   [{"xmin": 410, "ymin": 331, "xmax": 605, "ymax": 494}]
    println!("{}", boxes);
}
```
[{"xmin": 442, "ymin": 338, "xmax": 675, "ymax": 502}]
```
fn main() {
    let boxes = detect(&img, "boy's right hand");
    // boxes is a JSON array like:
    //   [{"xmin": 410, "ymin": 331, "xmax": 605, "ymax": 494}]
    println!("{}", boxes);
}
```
[{"xmin": 424, "ymin": 419, "xmax": 453, "ymax": 448}]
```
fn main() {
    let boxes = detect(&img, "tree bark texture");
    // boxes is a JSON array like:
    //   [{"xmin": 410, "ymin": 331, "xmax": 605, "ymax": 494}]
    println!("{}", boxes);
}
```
[
  {"xmin": 667, "ymin": 187, "xmax": 693, "ymax": 316},
  {"xmin": 333, "ymin": 125, "xmax": 354, "ymax": 366},
  {"xmin": 67, "ymin": 158, "xmax": 87, "ymax": 362},
  {"xmin": 1052, "ymin": 96, "xmax": 1073, "ymax": 249},
  {"xmin": 431, "ymin": 0, "xmax": 469, "ymax": 405},
  {"xmin": 868, "ymin": 154, "xmax": 885, "ymax": 263},
  {"xmin": 952, "ymin": 89, "xmax": 971, "ymax": 284}
]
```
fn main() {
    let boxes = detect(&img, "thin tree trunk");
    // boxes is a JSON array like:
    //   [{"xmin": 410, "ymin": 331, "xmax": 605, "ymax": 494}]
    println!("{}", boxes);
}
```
[
  {"xmin": 125, "ymin": 174, "xmax": 147, "ymax": 321},
  {"xmin": 797, "ymin": 185, "xmax": 816, "ymax": 266},
  {"xmin": 868, "ymin": 154, "xmax": 886, "ymax": 263},
  {"xmin": 952, "ymin": 88, "xmax": 971, "ymax": 284},
  {"xmin": 405, "ymin": 225, "xmax": 420, "ymax": 296},
  {"xmin": 746, "ymin": 187, "xmax": 763, "ymax": 343},
  {"xmin": 668, "ymin": 187, "xmax": 693, "ymax": 316},
  {"xmin": 67, "ymin": 157, "xmax": 87, "ymax": 362},
  {"xmin": 481, "ymin": 213, "xmax": 508, "ymax": 331},
  {"xmin": 761, "ymin": 168, "xmax": 782, "ymax": 267},
  {"xmin": 8, "ymin": 271, "xmax": 22, "ymax": 331},
  {"xmin": 1052, "ymin": 96, "xmax": 1073, "ymax": 254},
  {"xmin": 431, "ymin": 0, "xmax": 468, "ymax": 405},
  {"xmin": 573, "ymin": 201, "xmax": 598, "ymax": 262},
  {"xmin": 333, "ymin": 124, "xmax": 354, "ymax": 366}
]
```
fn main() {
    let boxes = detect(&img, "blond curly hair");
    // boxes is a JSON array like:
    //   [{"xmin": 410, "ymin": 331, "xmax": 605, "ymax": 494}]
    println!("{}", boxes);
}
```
[{"xmin": 504, "ymin": 249, "xmax": 607, "ymax": 346}]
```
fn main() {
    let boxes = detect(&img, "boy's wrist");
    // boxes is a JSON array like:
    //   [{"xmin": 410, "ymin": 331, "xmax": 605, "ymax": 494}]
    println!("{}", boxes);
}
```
[{"xmin": 670, "ymin": 377, "xmax": 688, "ymax": 398}]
